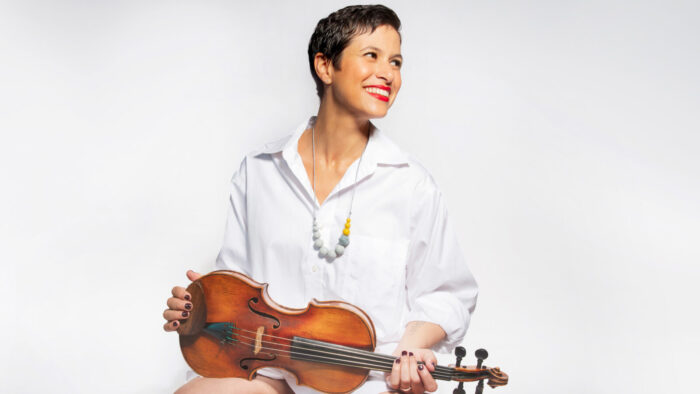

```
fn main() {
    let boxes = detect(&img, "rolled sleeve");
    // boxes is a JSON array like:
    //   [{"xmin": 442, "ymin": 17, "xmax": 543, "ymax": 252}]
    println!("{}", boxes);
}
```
[
  {"xmin": 214, "ymin": 157, "xmax": 251, "ymax": 275},
  {"xmin": 405, "ymin": 173, "xmax": 478, "ymax": 353}
]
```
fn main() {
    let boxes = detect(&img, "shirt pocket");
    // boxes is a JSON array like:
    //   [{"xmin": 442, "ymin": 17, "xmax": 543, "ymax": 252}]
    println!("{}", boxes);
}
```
[{"xmin": 341, "ymin": 234, "xmax": 410, "ymax": 339}]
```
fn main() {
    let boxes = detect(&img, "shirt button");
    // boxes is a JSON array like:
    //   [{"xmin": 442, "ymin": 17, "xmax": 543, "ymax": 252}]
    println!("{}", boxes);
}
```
[{"xmin": 312, "ymin": 265, "xmax": 318, "ymax": 272}]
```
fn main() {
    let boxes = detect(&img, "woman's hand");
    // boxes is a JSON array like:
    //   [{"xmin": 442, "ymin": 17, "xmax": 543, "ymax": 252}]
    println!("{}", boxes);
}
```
[
  {"xmin": 163, "ymin": 270, "xmax": 202, "ymax": 331},
  {"xmin": 384, "ymin": 348, "xmax": 438, "ymax": 393}
]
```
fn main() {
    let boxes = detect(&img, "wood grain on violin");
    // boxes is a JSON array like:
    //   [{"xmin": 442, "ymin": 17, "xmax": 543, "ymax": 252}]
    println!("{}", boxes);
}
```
[{"xmin": 177, "ymin": 270, "xmax": 508, "ymax": 393}]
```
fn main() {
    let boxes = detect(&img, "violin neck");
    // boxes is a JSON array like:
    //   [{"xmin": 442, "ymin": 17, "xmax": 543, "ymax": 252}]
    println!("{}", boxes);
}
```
[{"xmin": 290, "ymin": 337, "xmax": 457, "ymax": 381}]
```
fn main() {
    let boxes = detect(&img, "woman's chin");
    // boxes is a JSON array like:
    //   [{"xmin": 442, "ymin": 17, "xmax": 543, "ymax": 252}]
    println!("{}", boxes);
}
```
[{"xmin": 364, "ymin": 105, "xmax": 391, "ymax": 119}]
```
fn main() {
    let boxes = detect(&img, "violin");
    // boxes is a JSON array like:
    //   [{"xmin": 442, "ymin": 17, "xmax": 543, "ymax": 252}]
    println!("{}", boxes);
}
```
[{"xmin": 177, "ymin": 270, "xmax": 508, "ymax": 393}]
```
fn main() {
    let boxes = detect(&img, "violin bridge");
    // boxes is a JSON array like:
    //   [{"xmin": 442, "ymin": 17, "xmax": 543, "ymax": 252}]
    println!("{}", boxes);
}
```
[{"xmin": 254, "ymin": 326, "xmax": 264, "ymax": 355}]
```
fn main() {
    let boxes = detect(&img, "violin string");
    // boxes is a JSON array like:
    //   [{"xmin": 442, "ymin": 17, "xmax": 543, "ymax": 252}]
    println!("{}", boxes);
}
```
[
  {"xmin": 230, "ymin": 324, "xmax": 457, "ymax": 376},
  {"xmin": 213, "ymin": 324, "xmax": 456, "ymax": 376},
  {"xmin": 205, "ymin": 329, "xmax": 456, "ymax": 380},
  {"xmin": 219, "ymin": 334, "xmax": 456, "ymax": 381},
  {"xmin": 230, "ymin": 331, "xmax": 405, "ymax": 373},
  {"xmin": 224, "ymin": 326, "xmax": 456, "ymax": 377}
]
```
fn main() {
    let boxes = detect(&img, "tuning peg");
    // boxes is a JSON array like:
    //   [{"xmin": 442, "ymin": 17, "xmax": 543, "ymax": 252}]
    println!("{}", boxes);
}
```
[
  {"xmin": 473, "ymin": 349, "xmax": 488, "ymax": 394},
  {"xmin": 475, "ymin": 348, "xmax": 488, "ymax": 369},
  {"xmin": 454, "ymin": 346, "xmax": 466, "ymax": 367},
  {"xmin": 453, "ymin": 347, "xmax": 467, "ymax": 394}
]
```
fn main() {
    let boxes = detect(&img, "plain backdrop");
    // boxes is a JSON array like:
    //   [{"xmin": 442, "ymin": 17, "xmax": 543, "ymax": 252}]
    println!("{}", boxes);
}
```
[{"xmin": 1, "ymin": 1, "xmax": 698, "ymax": 393}]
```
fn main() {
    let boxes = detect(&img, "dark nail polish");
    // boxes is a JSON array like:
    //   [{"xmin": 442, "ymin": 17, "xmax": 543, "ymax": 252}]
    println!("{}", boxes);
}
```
[
  {"xmin": 418, "ymin": 364, "xmax": 424, "ymax": 371},
  {"xmin": 409, "ymin": 352, "xmax": 414, "ymax": 357},
  {"xmin": 184, "ymin": 295, "xmax": 191, "ymax": 301},
  {"xmin": 173, "ymin": 321, "xmax": 178, "ymax": 327},
  {"xmin": 182, "ymin": 311, "xmax": 189, "ymax": 317},
  {"xmin": 395, "ymin": 358, "xmax": 400, "ymax": 364},
  {"xmin": 185, "ymin": 303, "xmax": 192, "ymax": 310},
  {"xmin": 401, "ymin": 350, "xmax": 407, "ymax": 356}
]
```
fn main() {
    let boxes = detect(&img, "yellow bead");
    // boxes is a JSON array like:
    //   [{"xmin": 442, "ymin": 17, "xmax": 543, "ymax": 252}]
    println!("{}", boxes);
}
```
[
  {"xmin": 343, "ymin": 228, "xmax": 350, "ymax": 236},
  {"xmin": 344, "ymin": 223, "xmax": 351, "ymax": 229},
  {"xmin": 346, "ymin": 218, "xmax": 351, "ymax": 223}
]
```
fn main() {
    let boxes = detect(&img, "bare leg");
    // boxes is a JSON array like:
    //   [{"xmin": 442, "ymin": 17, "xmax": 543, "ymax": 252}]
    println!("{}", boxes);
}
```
[{"xmin": 175, "ymin": 375, "xmax": 293, "ymax": 394}]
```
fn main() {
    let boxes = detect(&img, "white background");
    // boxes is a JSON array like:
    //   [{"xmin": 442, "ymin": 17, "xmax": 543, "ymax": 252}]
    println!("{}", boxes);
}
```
[{"xmin": 1, "ymin": 1, "xmax": 698, "ymax": 393}]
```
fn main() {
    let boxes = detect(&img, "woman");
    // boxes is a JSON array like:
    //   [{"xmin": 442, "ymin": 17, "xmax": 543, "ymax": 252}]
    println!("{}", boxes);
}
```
[{"xmin": 163, "ymin": 5, "xmax": 478, "ymax": 393}]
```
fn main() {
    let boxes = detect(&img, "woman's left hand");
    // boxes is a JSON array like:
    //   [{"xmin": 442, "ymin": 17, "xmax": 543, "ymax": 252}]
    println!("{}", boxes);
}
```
[{"xmin": 384, "ymin": 348, "xmax": 438, "ymax": 393}]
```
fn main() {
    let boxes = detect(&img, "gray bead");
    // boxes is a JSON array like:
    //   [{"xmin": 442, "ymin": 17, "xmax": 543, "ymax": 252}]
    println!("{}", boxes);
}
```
[
  {"xmin": 313, "ymin": 239, "xmax": 323, "ymax": 249},
  {"xmin": 335, "ymin": 245, "xmax": 345, "ymax": 256},
  {"xmin": 312, "ymin": 230, "xmax": 321, "ymax": 239},
  {"xmin": 327, "ymin": 249, "xmax": 337, "ymax": 259},
  {"xmin": 319, "ymin": 246, "xmax": 329, "ymax": 257},
  {"xmin": 338, "ymin": 235, "xmax": 350, "ymax": 246}
]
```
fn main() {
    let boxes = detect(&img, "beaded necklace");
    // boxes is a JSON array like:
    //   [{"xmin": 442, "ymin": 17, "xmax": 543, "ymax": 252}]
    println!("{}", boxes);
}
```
[{"xmin": 311, "ymin": 125, "xmax": 368, "ymax": 261}]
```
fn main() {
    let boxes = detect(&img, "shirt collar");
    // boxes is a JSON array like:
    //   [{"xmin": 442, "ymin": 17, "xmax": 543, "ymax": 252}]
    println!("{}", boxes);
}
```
[{"xmin": 255, "ymin": 115, "xmax": 410, "ymax": 167}]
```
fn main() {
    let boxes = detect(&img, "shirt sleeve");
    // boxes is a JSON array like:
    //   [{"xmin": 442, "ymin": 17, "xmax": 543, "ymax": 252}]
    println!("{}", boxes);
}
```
[
  {"xmin": 404, "ymin": 172, "xmax": 479, "ymax": 353},
  {"xmin": 214, "ymin": 157, "xmax": 251, "ymax": 276}
]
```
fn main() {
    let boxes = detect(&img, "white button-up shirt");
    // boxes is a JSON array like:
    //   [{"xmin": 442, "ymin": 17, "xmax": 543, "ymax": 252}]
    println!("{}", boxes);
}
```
[{"xmin": 212, "ymin": 115, "xmax": 478, "ymax": 392}]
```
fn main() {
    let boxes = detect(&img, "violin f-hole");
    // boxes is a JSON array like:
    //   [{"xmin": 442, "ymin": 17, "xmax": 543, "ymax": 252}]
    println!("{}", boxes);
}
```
[
  {"xmin": 240, "ymin": 353, "xmax": 277, "ymax": 370},
  {"xmin": 248, "ymin": 297, "xmax": 281, "ymax": 329}
]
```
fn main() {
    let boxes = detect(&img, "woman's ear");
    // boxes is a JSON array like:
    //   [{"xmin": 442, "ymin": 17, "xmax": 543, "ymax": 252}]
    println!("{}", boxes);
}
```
[{"xmin": 314, "ymin": 53, "xmax": 333, "ymax": 85}]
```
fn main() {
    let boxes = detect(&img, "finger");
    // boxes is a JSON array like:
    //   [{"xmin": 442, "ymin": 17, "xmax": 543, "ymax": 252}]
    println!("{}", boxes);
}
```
[
  {"xmin": 163, "ymin": 308, "xmax": 190, "ymax": 321},
  {"xmin": 389, "ymin": 357, "xmax": 401, "ymax": 390},
  {"xmin": 418, "ymin": 362, "xmax": 438, "ymax": 393},
  {"xmin": 400, "ymin": 351, "xmax": 410, "ymax": 391},
  {"xmin": 409, "ymin": 353, "xmax": 424, "ymax": 393},
  {"xmin": 424, "ymin": 353, "xmax": 438, "ymax": 373},
  {"xmin": 171, "ymin": 286, "xmax": 191, "ymax": 301},
  {"xmin": 167, "ymin": 296, "xmax": 192, "ymax": 312},
  {"xmin": 186, "ymin": 270, "xmax": 202, "ymax": 282},
  {"xmin": 163, "ymin": 319, "xmax": 180, "ymax": 332}
]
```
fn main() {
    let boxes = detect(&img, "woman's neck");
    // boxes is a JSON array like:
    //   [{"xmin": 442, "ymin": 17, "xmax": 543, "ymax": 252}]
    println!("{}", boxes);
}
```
[{"xmin": 311, "ymin": 102, "xmax": 370, "ymax": 167}]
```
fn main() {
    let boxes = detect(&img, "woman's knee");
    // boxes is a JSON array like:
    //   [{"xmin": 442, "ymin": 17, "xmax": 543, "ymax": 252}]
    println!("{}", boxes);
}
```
[{"xmin": 175, "ymin": 376, "xmax": 291, "ymax": 394}]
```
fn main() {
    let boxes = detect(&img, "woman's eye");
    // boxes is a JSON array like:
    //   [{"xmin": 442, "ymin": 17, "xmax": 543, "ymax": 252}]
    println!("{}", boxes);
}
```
[
  {"xmin": 392, "ymin": 60, "xmax": 402, "ymax": 67},
  {"xmin": 364, "ymin": 52, "xmax": 377, "ymax": 58}
]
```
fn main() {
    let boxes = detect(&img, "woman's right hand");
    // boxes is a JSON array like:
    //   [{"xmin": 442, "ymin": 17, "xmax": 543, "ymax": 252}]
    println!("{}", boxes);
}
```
[{"xmin": 163, "ymin": 270, "xmax": 202, "ymax": 331}]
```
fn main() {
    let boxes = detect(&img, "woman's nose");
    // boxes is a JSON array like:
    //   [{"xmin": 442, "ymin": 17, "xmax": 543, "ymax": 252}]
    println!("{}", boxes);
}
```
[{"xmin": 375, "ymin": 61, "xmax": 395, "ymax": 83}]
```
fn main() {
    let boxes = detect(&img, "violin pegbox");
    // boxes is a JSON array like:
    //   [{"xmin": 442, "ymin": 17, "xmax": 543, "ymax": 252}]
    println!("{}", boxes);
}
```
[{"xmin": 451, "ymin": 347, "xmax": 509, "ymax": 394}]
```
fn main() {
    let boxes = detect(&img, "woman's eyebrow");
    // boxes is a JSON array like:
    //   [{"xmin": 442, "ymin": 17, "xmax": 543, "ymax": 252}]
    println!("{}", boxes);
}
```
[{"xmin": 361, "ymin": 46, "xmax": 403, "ymax": 60}]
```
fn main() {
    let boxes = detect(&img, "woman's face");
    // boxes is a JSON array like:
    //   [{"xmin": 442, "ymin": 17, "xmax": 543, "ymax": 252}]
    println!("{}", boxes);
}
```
[{"xmin": 328, "ymin": 24, "xmax": 402, "ymax": 119}]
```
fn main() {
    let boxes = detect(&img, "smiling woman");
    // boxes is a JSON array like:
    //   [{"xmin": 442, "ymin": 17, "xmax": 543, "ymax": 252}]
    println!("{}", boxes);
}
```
[{"xmin": 163, "ymin": 4, "xmax": 478, "ymax": 394}]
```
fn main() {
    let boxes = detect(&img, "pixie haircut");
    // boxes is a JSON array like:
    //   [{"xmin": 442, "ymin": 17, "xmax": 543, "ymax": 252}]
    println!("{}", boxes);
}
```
[{"xmin": 308, "ymin": 4, "xmax": 402, "ymax": 99}]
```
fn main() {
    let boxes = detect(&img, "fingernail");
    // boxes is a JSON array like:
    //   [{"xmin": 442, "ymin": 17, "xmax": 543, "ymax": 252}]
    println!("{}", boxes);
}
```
[
  {"xmin": 185, "ymin": 303, "xmax": 192, "ymax": 310},
  {"xmin": 173, "ymin": 321, "xmax": 178, "ymax": 327},
  {"xmin": 409, "ymin": 352, "xmax": 414, "ymax": 356},
  {"xmin": 401, "ymin": 350, "xmax": 407, "ymax": 356},
  {"xmin": 395, "ymin": 358, "xmax": 400, "ymax": 364},
  {"xmin": 184, "ymin": 295, "xmax": 191, "ymax": 301},
  {"xmin": 182, "ymin": 311, "xmax": 189, "ymax": 317},
  {"xmin": 418, "ymin": 364, "xmax": 424, "ymax": 371}
]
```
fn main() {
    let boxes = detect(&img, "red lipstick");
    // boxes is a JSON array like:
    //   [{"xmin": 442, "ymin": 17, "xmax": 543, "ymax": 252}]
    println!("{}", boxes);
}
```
[{"xmin": 364, "ymin": 85, "xmax": 390, "ymax": 102}]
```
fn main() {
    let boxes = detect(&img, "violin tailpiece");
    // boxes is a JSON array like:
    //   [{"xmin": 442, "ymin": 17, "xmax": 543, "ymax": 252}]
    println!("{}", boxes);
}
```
[{"xmin": 203, "ymin": 322, "xmax": 238, "ymax": 344}]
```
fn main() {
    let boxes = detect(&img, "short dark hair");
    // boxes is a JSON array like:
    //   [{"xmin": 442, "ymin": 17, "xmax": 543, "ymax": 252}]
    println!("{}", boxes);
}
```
[{"xmin": 307, "ymin": 4, "xmax": 402, "ymax": 99}]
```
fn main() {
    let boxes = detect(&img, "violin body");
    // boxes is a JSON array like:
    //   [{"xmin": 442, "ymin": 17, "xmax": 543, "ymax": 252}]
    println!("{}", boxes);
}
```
[{"xmin": 178, "ymin": 270, "xmax": 377, "ymax": 393}]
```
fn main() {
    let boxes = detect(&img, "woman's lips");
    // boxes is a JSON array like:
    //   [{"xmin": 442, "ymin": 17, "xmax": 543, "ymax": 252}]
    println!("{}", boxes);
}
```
[{"xmin": 364, "ymin": 86, "xmax": 390, "ymax": 102}]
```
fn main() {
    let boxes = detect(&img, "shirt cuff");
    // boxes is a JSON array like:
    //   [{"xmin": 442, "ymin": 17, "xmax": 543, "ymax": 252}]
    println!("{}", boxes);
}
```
[{"xmin": 404, "ymin": 291, "xmax": 471, "ymax": 353}]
